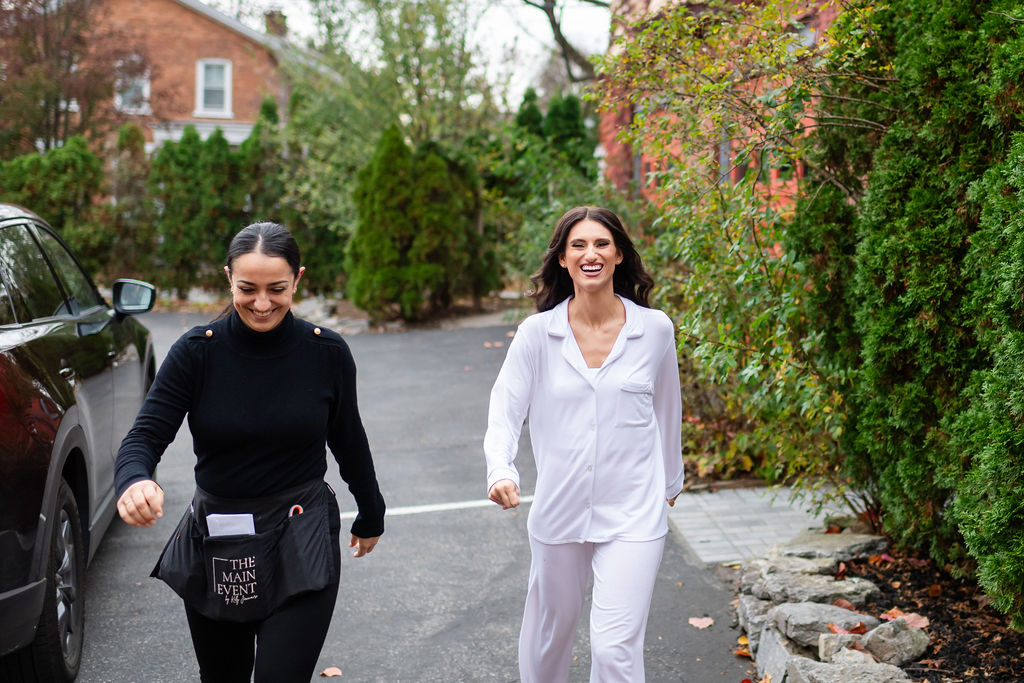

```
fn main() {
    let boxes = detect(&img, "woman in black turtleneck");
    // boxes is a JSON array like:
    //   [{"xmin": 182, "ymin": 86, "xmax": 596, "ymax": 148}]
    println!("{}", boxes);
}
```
[{"xmin": 114, "ymin": 222, "xmax": 385, "ymax": 682}]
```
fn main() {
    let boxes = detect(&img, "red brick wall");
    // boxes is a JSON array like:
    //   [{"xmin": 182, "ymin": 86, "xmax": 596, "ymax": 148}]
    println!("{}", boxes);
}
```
[
  {"xmin": 93, "ymin": 0, "xmax": 284, "ymax": 139},
  {"xmin": 601, "ymin": 1, "xmax": 839, "ymax": 193}
]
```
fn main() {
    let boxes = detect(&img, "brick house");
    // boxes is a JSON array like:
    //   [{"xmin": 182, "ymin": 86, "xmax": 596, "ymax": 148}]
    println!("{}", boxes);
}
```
[
  {"xmin": 599, "ymin": 0, "xmax": 837, "ymax": 194},
  {"xmin": 93, "ymin": 0, "xmax": 293, "ymax": 151}
]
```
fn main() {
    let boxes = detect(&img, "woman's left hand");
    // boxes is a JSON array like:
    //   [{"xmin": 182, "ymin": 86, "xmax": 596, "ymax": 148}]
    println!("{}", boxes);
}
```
[
  {"xmin": 667, "ymin": 495, "xmax": 679, "ymax": 508},
  {"xmin": 349, "ymin": 534, "xmax": 380, "ymax": 558}
]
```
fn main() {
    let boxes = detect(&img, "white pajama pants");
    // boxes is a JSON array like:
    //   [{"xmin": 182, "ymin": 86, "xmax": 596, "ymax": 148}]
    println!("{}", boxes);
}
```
[{"xmin": 519, "ymin": 534, "xmax": 666, "ymax": 683}]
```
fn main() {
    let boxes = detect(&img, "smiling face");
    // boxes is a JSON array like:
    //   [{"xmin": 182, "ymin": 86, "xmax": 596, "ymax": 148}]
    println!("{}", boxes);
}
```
[
  {"xmin": 558, "ymin": 219, "xmax": 623, "ymax": 296},
  {"xmin": 225, "ymin": 251, "xmax": 304, "ymax": 332}
]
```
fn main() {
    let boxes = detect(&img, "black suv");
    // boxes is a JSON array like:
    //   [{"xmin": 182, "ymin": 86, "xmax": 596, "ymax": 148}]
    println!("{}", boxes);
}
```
[{"xmin": 0, "ymin": 203, "xmax": 156, "ymax": 682}]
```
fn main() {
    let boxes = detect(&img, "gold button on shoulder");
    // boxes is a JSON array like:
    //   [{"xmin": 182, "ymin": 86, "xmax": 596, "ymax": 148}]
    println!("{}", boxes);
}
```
[
  {"xmin": 313, "ymin": 327, "xmax": 322, "ymax": 336},
  {"xmin": 205, "ymin": 329, "xmax": 213, "ymax": 337}
]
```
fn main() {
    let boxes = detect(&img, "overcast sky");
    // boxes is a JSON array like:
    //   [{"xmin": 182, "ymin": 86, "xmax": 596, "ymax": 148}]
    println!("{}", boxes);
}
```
[{"xmin": 259, "ymin": 0, "xmax": 612, "ymax": 103}]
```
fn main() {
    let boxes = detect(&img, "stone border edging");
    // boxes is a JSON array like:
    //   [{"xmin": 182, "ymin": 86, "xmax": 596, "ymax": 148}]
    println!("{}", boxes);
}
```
[{"xmin": 736, "ymin": 529, "xmax": 929, "ymax": 682}]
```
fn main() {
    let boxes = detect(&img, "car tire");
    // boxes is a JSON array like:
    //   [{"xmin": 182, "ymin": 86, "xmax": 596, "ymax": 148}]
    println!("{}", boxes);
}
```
[{"xmin": 7, "ymin": 479, "xmax": 86, "ymax": 683}]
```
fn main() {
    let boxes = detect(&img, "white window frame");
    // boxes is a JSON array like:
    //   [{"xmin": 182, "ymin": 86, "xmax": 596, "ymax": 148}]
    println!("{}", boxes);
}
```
[
  {"xmin": 194, "ymin": 58, "xmax": 233, "ymax": 119},
  {"xmin": 115, "ymin": 65, "xmax": 152, "ymax": 115}
]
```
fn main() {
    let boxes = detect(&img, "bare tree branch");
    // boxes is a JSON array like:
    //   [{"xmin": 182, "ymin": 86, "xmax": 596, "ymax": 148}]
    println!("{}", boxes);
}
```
[{"xmin": 520, "ymin": 0, "xmax": 599, "ymax": 82}]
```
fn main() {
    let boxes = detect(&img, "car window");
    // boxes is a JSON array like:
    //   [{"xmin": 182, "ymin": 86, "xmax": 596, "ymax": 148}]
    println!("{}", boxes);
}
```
[
  {"xmin": 0, "ymin": 223, "xmax": 68, "ymax": 321},
  {"xmin": 32, "ymin": 226, "xmax": 103, "ymax": 315},
  {"xmin": 0, "ymin": 276, "xmax": 15, "ymax": 325}
]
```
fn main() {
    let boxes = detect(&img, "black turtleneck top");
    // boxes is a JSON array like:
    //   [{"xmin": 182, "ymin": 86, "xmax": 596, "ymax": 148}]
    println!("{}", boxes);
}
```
[{"xmin": 115, "ymin": 311, "xmax": 385, "ymax": 539}]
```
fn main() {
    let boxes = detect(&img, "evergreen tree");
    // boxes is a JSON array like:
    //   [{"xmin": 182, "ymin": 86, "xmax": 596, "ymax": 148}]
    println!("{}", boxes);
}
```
[
  {"xmin": 149, "ymin": 126, "xmax": 206, "ymax": 298},
  {"xmin": 346, "ymin": 125, "xmax": 490, "ymax": 319},
  {"xmin": 198, "ymin": 128, "xmax": 243, "ymax": 283},
  {"xmin": 239, "ymin": 97, "xmax": 284, "ymax": 222},
  {"xmin": 543, "ymin": 93, "xmax": 593, "ymax": 177},
  {"xmin": 109, "ymin": 123, "xmax": 156, "ymax": 278},
  {"xmin": 514, "ymin": 87, "xmax": 544, "ymax": 137},
  {"xmin": 346, "ymin": 125, "xmax": 416, "ymax": 316},
  {"xmin": 0, "ymin": 136, "xmax": 107, "ymax": 273}
]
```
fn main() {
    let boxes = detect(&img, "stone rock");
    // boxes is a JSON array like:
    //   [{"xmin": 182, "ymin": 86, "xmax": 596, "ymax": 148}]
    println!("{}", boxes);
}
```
[
  {"xmin": 757, "ymin": 624, "xmax": 808, "ymax": 683},
  {"xmin": 780, "ymin": 530, "xmax": 890, "ymax": 562},
  {"xmin": 740, "ymin": 558, "xmax": 774, "ymax": 594},
  {"xmin": 741, "ymin": 554, "xmax": 837, "ymax": 595},
  {"xmin": 752, "ymin": 571, "xmax": 881, "ymax": 607},
  {"xmin": 786, "ymin": 657, "xmax": 911, "ymax": 683},
  {"xmin": 769, "ymin": 602, "xmax": 881, "ymax": 648},
  {"xmin": 763, "ymin": 549, "xmax": 839, "ymax": 575},
  {"xmin": 862, "ymin": 617, "xmax": 930, "ymax": 666},
  {"xmin": 818, "ymin": 632, "xmax": 863, "ymax": 661},
  {"xmin": 737, "ymin": 595, "xmax": 773, "ymax": 654},
  {"xmin": 829, "ymin": 647, "xmax": 877, "ymax": 665}
]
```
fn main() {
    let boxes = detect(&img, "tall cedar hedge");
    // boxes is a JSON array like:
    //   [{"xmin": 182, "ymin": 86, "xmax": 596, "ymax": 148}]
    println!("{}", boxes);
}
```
[
  {"xmin": 346, "ymin": 125, "xmax": 494, "ymax": 319},
  {"xmin": 786, "ymin": 0, "xmax": 1024, "ymax": 625}
]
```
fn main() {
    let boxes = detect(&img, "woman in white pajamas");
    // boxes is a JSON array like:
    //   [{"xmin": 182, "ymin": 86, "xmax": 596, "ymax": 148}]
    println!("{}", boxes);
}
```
[{"xmin": 485, "ymin": 206, "xmax": 684, "ymax": 683}]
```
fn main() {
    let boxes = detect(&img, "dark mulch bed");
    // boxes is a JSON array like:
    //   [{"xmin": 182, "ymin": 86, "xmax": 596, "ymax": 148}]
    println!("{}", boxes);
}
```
[{"xmin": 845, "ymin": 554, "xmax": 1024, "ymax": 682}]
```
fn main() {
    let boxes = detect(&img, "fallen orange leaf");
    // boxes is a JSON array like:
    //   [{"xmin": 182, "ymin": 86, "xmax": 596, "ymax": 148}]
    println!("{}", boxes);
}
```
[
  {"xmin": 320, "ymin": 667, "xmax": 342, "ymax": 677},
  {"xmin": 880, "ymin": 608, "xmax": 929, "ymax": 629},
  {"xmin": 688, "ymin": 616, "xmax": 714, "ymax": 629},
  {"xmin": 832, "ymin": 598, "xmax": 857, "ymax": 611},
  {"xmin": 848, "ymin": 621, "xmax": 868, "ymax": 635},
  {"xmin": 880, "ymin": 607, "xmax": 907, "ymax": 621},
  {"xmin": 928, "ymin": 584, "xmax": 942, "ymax": 598},
  {"xmin": 903, "ymin": 613, "xmax": 930, "ymax": 629},
  {"xmin": 737, "ymin": 634, "xmax": 749, "ymax": 646},
  {"xmin": 825, "ymin": 525, "xmax": 842, "ymax": 534},
  {"xmin": 828, "ymin": 622, "xmax": 849, "ymax": 634},
  {"xmin": 733, "ymin": 647, "xmax": 752, "ymax": 658}
]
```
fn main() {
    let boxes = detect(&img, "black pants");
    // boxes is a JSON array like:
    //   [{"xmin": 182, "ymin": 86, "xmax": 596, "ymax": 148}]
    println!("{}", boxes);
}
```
[{"xmin": 185, "ymin": 497, "xmax": 342, "ymax": 683}]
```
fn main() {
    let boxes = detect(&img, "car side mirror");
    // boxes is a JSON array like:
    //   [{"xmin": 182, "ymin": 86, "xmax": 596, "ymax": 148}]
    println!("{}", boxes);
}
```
[{"xmin": 112, "ymin": 279, "xmax": 156, "ymax": 316}]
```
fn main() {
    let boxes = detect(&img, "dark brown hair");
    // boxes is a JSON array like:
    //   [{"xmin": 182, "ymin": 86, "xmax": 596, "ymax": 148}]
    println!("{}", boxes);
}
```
[{"xmin": 529, "ymin": 206, "xmax": 654, "ymax": 312}]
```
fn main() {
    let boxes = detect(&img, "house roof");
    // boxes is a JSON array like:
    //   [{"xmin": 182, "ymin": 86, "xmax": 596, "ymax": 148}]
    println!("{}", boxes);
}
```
[
  {"xmin": 170, "ymin": 0, "xmax": 342, "ymax": 82},
  {"xmin": 171, "ymin": 0, "xmax": 289, "ymax": 54}
]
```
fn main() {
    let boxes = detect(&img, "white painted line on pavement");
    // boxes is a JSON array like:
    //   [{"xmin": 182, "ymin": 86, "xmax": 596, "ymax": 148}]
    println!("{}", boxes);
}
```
[{"xmin": 340, "ymin": 495, "xmax": 535, "ymax": 520}]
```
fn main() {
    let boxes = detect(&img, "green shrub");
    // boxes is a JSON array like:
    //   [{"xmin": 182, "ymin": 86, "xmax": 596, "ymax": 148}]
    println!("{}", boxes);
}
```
[
  {"xmin": 149, "ymin": 126, "xmax": 208, "ymax": 298},
  {"xmin": 346, "ymin": 125, "xmax": 490, "ymax": 319},
  {"xmin": 108, "ymin": 123, "xmax": 156, "ymax": 279},
  {"xmin": 949, "ymin": 133, "xmax": 1024, "ymax": 630},
  {"xmin": 0, "ymin": 136, "xmax": 108, "ymax": 273}
]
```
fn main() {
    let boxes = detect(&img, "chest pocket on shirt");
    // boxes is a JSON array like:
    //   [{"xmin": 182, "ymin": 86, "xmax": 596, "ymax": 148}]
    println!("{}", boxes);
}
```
[{"xmin": 615, "ymin": 379, "xmax": 654, "ymax": 427}]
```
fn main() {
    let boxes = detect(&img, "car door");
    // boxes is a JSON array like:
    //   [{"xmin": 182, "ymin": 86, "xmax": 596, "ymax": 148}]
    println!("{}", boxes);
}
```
[{"xmin": 26, "ymin": 224, "xmax": 120, "ymax": 519}]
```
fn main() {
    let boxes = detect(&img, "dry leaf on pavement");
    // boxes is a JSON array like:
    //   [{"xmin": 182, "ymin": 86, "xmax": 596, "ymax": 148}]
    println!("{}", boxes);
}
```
[
  {"xmin": 688, "ymin": 616, "xmax": 714, "ymax": 629},
  {"xmin": 320, "ymin": 667, "xmax": 342, "ymax": 677}
]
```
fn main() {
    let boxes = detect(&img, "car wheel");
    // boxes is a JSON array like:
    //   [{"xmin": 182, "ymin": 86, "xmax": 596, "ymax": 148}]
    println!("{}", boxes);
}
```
[{"xmin": 31, "ymin": 479, "xmax": 85, "ymax": 682}]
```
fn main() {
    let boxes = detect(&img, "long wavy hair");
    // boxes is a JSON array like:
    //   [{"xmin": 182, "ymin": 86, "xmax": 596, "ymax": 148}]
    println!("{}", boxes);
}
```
[
  {"xmin": 529, "ymin": 206, "xmax": 654, "ymax": 312},
  {"xmin": 214, "ymin": 222, "xmax": 302, "ymax": 321}
]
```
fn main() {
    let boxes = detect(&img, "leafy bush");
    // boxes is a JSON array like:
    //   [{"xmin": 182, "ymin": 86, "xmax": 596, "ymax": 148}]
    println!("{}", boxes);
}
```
[
  {"xmin": 950, "ymin": 133, "xmax": 1024, "ymax": 630},
  {"xmin": 0, "ymin": 136, "xmax": 108, "ymax": 273},
  {"xmin": 346, "ymin": 125, "xmax": 492, "ymax": 319},
  {"xmin": 107, "ymin": 123, "xmax": 156, "ymax": 279}
]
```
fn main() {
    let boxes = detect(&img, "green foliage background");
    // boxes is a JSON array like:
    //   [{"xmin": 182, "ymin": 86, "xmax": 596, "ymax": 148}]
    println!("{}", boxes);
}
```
[{"xmin": 599, "ymin": 0, "xmax": 1024, "ymax": 628}]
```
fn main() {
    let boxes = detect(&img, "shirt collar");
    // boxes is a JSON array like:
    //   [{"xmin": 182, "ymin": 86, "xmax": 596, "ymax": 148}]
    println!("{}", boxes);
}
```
[{"xmin": 546, "ymin": 294, "xmax": 645, "ymax": 339}]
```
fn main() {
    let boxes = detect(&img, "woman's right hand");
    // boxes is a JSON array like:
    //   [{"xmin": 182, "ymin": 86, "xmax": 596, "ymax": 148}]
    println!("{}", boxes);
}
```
[
  {"xmin": 488, "ymin": 479, "xmax": 520, "ymax": 510},
  {"xmin": 118, "ymin": 479, "xmax": 164, "ymax": 527}
]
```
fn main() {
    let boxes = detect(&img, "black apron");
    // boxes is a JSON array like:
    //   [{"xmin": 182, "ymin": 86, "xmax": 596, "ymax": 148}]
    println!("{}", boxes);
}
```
[{"xmin": 151, "ymin": 478, "xmax": 338, "ymax": 622}]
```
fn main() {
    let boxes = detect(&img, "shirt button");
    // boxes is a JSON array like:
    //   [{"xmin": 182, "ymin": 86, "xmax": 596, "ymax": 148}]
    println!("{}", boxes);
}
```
[
  {"xmin": 585, "ymin": 502, "xmax": 591, "ymax": 509},
  {"xmin": 587, "ymin": 465, "xmax": 593, "ymax": 472}
]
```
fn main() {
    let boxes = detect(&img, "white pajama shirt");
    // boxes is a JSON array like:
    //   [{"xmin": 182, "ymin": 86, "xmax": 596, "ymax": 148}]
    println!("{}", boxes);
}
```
[{"xmin": 485, "ymin": 295, "xmax": 684, "ymax": 543}]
